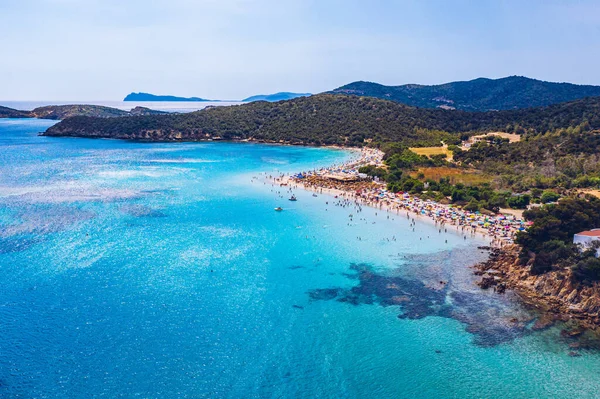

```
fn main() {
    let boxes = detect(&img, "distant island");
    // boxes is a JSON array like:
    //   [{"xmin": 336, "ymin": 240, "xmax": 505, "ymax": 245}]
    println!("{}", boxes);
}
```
[
  {"xmin": 125, "ymin": 76, "xmax": 600, "ymax": 109},
  {"xmin": 124, "ymin": 92, "xmax": 213, "ymax": 102},
  {"xmin": 242, "ymin": 92, "xmax": 311, "ymax": 102},
  {"xmin": 0, "ymin": 104, "xmax": 167, "ymax": 120},
  {"xmin": 330, "ymin": 76, "xmax": 600, "ymax": 111},
  {"xmin": 124, "ymin": 91, "xmax": 311, "ymax": 102}
]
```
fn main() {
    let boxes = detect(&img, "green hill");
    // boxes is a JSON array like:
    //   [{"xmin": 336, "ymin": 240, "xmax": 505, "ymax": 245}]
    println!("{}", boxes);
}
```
[
  {"xmin": 30, "ymin": 105, "xmax": 130, "ymax": 119},
  {"xmin": 0, "ymin": 104, "xmax": 168, "ymax": 120},
  {"xmin": 0, "ymin": 106, "xmax": 31, "ymax": 118},
  {"xmin": 330, "ymin": 76, "xmax": 600, "ymax": 111},
  {"xmin": 42, "ymin": 94, "xmax": 600, "ymax": 146}
]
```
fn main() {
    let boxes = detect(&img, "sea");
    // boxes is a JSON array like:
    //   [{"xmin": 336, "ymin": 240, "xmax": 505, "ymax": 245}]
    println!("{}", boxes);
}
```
[{"xmin": 1, "ymin": 117, "xmax": 600, "ymax": 398}]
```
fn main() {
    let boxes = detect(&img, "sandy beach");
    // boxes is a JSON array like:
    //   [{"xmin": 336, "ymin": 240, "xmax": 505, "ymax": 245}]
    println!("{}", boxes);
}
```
[{"xmin": 265, "ymin": 147, "xmax": 527, "ymax": 247}]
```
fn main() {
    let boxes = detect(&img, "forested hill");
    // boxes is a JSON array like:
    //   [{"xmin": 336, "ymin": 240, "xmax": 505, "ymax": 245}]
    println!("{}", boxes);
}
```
[
  {"xmin": 0, "ymin": 105, "xmax": 168, "ymax": 120},
  {"xmin": 0, "ymin": 106, "xmax": 31, "ymax": 118},
  {"xmin": 42, "ymin": 94, "xmax": 600, "ymax": 146},
  {"xmin": 330, "ymin": 76, "xmax": 600, "ymax": 111}
]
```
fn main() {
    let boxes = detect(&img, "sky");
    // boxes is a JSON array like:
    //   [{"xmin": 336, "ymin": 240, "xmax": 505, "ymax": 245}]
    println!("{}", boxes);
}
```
[{"xmin": 2, "ymin": 0, "xmax": 600, "ymax": 100}]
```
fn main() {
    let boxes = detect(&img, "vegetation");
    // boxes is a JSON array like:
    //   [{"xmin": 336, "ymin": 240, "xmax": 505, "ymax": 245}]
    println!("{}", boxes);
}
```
[
  {"xmin": 0, "ymin": 106, "xmax": 30, "ymax": 118},
  {"xmin": 453, "ymin": 128, "xmax": 600, "ymax": 192},
  {"xmin": 43, "ymin": 94, "xmax": 600, "ymax": 213},
  {"xmin": 0, "ymin": 105, "xmax": 167, "ymax": 120},
  {"xmin": 31, "ymin": 105, "xmax": 130, "ymax": 119},
  {"xmin": 36, "ymin": 91, "xmax": 600, "ymax": 285},
  {"xmin": 409, "ymin": 146, "xmax": 453, "ymax": 159},
  {"xmin": 515, "ymin": 196, "xmax": 600, "ymax": 282},
  {"xmin": 409, "ymin": 167, "xmax": 492, "ymax": 186},
  {"xmin": 44, "ymin": 94, "xmax": 600, "ymax": 145},
  {"xmin": 330, "ymin": 76, "xmax": 600, "ymax": 111}
]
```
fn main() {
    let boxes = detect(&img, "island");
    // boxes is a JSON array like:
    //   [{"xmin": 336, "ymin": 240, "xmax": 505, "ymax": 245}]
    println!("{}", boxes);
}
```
[
  {"xmin": 242, "ymin": 92, "xmax": 311, "ymax": 102},
  {"xmin": 124, "ymin": 92, "xmax": 212, "ymax": 102},
  {"xmin": 0, "ymin": 104, "xmax": 168, "ymax": 120}
]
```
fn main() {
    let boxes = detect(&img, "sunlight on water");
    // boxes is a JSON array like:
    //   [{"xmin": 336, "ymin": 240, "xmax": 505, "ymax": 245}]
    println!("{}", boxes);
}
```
[{"xmin": 1, "ymin": 119, "xmax": 600, "ymax": 398}]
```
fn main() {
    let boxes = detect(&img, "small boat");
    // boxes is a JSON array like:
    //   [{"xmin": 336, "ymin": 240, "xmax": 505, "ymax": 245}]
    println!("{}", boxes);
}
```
[
  {"xmin": 289, "ymin": 195, "xmax": 297, "ymax": 201},
  {"xmin": 312, "ymin": 193, "xmax": 318, "ymax": 197},
  {"xmin": 274, "ymin": 207, "xmax": 283, "ymax": 211}
]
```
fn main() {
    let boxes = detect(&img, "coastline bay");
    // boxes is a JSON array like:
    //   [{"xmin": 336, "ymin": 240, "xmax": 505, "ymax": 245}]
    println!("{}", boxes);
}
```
[{"xmin": 2, "ymin": 119, "xmax": 600, "ymax": 398}]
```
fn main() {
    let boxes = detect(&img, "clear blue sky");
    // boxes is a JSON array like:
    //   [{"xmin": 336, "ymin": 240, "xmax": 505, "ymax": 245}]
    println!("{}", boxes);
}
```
[{"xmin": 2, "ymin": 0, "xmax": 600, "ymax": 100}]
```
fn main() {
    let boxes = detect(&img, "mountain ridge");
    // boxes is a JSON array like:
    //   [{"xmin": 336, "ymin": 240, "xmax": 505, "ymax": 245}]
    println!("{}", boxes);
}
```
[
  {"xmin": 329, "ymin": 76, "xmax": 600, "ymax": 111},
  {"xmin": 243, "ymin": 92, "xmax": 311, "ymax": 102},
  {"xmin": 41, "ymin": 94, "xmax": 600, "ymax": 145}
]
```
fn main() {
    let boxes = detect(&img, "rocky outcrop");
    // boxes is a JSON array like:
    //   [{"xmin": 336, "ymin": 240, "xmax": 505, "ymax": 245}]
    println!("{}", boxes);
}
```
[{"xmin": 475, "ymin": 245, "xmax": 600, "ymax": 330}]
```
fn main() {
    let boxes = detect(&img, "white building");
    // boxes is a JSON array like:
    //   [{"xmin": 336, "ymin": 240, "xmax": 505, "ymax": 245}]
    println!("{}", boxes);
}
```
[{"xmin": 573, "ymin": 229, "xmax": 600, "ymax": 256}]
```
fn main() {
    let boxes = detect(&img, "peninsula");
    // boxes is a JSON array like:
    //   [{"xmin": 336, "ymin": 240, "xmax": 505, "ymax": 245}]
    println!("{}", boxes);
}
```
[{"xmin": 0, "ymin": 104, "xmax": 168, "ymax": 120}]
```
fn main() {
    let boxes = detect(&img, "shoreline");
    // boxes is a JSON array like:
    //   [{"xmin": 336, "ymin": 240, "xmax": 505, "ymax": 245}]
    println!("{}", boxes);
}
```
[
  {"xmin": 275, "ymin": 147, "xmax": 522, "ymax": 247},
  {"xmin": 270, "ymin": 147, "xmax": 600, "ymax": 333},
  {"xmin": 474, "ymin": 245, "xmax": 600, "ymax": 334},
  {"xmin": 39, "ymin": 133, "xmax": 600, "ymax": 331}
]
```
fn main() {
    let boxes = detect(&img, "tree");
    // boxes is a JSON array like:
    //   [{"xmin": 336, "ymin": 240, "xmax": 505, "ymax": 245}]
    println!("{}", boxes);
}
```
[{"xmin": 540, "ymin": 190, "xmax": 560, "ymax": 204}]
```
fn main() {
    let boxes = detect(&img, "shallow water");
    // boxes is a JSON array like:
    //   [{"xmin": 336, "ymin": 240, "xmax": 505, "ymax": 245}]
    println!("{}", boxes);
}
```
[{"xmin": 1, "ymin": 119, "xmax": 600, "ymax": 398}]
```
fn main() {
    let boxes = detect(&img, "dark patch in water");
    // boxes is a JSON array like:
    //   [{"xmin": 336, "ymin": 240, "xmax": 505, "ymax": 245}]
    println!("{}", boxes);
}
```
[
  {"xmin": 308, "ymin": 288, "xmax": 343, "ymax": 301},
  {"xmin": 1, "ymin": 205, "xmax": 95, "ymax": 238},
  {"xmin": 308, "ymin": 263, "xmax": 532, "ymax": 347},
  {"xmin": 119, "ymin": 204, "xmax": 166, "ymax": 218},
  {"xmin": 288, "ymin": 265, "xmax": 304, "ymax": 270},
  {"xmin": 292, "ymin": 305, "xmax": 304, "ymax": 310},
  {"xmin": 0, "ymin": 236, "xmax": 43, "ymax": 254}
]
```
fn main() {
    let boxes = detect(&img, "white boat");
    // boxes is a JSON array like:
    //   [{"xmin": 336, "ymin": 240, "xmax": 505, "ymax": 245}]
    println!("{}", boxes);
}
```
[{"xmin": 274, "ymin": 207, "xmax": 283, "ymax": 211}]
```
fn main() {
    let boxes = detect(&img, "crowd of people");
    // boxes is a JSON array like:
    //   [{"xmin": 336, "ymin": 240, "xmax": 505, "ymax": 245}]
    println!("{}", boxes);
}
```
[{"xmin": 279, "ymin": 148, "xmax": 527, "ymax": 246}]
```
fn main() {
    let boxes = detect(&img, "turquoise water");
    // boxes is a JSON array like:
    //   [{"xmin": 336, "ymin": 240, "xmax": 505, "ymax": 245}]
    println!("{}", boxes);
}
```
[{"xmin": 1, "ymin": 119, "xmax": 600, "ymax": 398}]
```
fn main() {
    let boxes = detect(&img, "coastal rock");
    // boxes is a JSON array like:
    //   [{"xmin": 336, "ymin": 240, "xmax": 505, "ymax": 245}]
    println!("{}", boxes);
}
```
[
  {"xmin": 476, "ymin": 244, "xmax": 600, "ymax": 331},
  {"xmin": 532, "ymin": 314, "xmax": 557, "ymax": 331},
  {"xmin": 310, "ymin": 262, "xmax": 536, "ymax": 347},
  {"xmin": 477, "ymin": 276, "xmax": 497, "ymax": 289},
  {"xmin": 566, "ymin": 289, "xmax": 579, "ymax": 304}
]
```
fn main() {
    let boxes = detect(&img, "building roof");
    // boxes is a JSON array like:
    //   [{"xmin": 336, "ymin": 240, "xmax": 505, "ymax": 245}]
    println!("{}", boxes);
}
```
[{"xmin": 576, "ymin": 229, "xmax": 600, "ymax": 237}]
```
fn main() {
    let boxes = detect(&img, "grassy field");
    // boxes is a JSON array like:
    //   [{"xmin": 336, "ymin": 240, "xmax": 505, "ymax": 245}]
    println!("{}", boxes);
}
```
[
  {"xmin": 409, "ymin": 167, "xmax": 492, "ymax": 185},
  {"xmin": 469, "ymin": 132, "xmax": 522, "ymax": 143},
  {"xmin": 579, "ymin": 189, "xmax": 600, "ymax": 199},
  {"xmin": 409, "ymin": 146, "xmax": 453, "ymax": 160}
]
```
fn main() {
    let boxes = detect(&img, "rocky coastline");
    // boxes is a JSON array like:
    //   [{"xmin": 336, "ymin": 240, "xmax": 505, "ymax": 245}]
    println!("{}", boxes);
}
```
[{"xmin": 475, "ymin": 245, "xmax": 600, "ymax": 332}]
